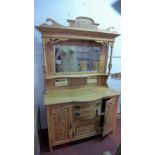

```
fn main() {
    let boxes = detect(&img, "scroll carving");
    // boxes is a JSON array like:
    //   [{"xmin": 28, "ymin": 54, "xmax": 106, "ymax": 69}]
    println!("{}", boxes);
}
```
[
  {"xmin": 52, "ymin": 105, "xmax": 69, "ymax": 114},
  {"xmin": 67, "ymin": 16, "xmax": 99, "ymax": 30},
  {"xmin": 45, "ymin": 38, "xmax": 68, "ymax": 44},
  {"xmin": 95, "ymin": 41, "xmax": 109, "ymax": 46},
  {"xmin": 41, "ymin": 18, "xmax": 63, "ymax": 27},
  {"xmin": 38, "ymin": 17, "xmax": 118, "ymax": 34}
]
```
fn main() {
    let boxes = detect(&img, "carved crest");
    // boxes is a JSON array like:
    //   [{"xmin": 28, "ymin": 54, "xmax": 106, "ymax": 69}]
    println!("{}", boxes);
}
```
[
  {"xmin": 37, "ymin": 16, "xmax": 118, "ymax": 33},
  {"xmin": 67, "ymin": 16, "xmax": 99, "ymax": 30}
]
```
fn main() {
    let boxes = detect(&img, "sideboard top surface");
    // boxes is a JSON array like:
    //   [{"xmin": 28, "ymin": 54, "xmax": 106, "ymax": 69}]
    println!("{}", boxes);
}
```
[{"xmin": 45, "ymin": 86, "xmax": 120, "ymax": 106}]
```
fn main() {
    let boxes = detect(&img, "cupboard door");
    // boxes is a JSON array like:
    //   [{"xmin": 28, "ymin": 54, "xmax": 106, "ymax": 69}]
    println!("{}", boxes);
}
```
[
  {"xmin": 49, "ymin": 104, "xmax": 72, "ymax": 145},
  {"xmin": 102, "ymin": 98, "xmax": 117, "ymax": 136}
]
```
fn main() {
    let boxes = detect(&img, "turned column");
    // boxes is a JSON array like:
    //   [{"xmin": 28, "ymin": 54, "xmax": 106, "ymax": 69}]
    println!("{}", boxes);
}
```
[{"xmin": 108, "ymin": 42, "xmax": 114, "ymax": 75}]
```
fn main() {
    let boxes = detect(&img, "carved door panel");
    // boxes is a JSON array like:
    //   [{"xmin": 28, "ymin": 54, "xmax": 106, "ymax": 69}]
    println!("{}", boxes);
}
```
[
  {"xmin": 102, "ymin": 98, "xmax": 117, "ymax": 136},
  {"xmin": 51, "ymin": 104, "xmax": 72, "ymax": 145}
]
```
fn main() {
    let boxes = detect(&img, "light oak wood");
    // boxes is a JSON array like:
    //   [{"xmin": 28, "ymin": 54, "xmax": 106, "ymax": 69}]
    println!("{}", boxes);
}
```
[
  {"xmin": 108, "ymin": 42, "xmax": 114, "ymax": 75},
  {"xmin": 103, "ymin": 98, "xmax": 117, "ymax": 136},
  {"xmin": 45, "ymin": 86, "xmax": 120, "ymax": 105},
  {"xmin": 45, "ymin": 43, "xmax": 55, "ymax": 75},
  {"xmin": 36, "ymin": 17, "xmax": 120, "ymax": 150},
  {"xmin": 70, "ymin": 78, "xmax": 86, "ymax": 85},
  {"xmin": 45, "ymin": 72, "xmax": 108, "ymax": 80},
  {"xmin": 99, "ymin": 45, "xmax": 106, "ymax": 73},
  {"xmin": 42, "ymin": 38, "xmax": 48, "ymax": 77},
  {"xmin": 52, "ymin": 105, "xmax": 72, "ymax": 144}
]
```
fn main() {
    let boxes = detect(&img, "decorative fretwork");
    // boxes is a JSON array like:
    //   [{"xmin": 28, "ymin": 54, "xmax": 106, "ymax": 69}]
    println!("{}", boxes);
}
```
[
  {"xmin": 95, "ymin": 41, "xmax": 109, "ymax": 46},
  {"xmin": 45, "ymin": 38, "xmax": 68, "ymax": 44}
]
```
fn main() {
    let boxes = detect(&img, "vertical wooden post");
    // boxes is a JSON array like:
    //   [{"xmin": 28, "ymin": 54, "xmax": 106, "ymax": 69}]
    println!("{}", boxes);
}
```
[
  {"xmin": 99, "ymin": 45, "xmax": 104, "ymax": 73},
  {"xmin": 46, "ymin": 107, "xmax": 53, "ymax": 151},
  {"xmin": 51, "ymin": 45, "xmax": 55, "ymax": 75},
  {"xmin": 42, "ymin": 38, "xmax": 48, "ymax": 93},
  {"xmin": 108, "ymin": 42, "xmax": 114, "ymax": 75},
  {"xmin": 42, "ymin": 38, "xmax": 48, "ymax": 77},
  {"xmin": 45, "ymin": 40, "xmax": 55, "ymax": 75},
  {"xmin": 98, "ymin": 44, "xmax": 107, "ymax": 86},
  {"xmin": 104, "ymin": 44, "xmax": 108, "ymax": 73}
]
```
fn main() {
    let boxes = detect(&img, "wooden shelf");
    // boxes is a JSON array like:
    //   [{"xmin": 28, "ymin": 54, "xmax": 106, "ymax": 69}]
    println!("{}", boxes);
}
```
[
  {"xmin": 45, "ymin": 85, "xmax": 120, "ymax": 105},
  {"xmin": 45, "ymin": 72, "xmax": 108, "ymax": 80}
]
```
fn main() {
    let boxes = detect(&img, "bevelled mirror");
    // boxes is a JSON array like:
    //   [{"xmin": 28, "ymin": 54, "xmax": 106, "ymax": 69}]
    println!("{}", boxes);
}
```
[{"xmin": 55, "ymin": 45, "xmax": 100, "ymax": 72}]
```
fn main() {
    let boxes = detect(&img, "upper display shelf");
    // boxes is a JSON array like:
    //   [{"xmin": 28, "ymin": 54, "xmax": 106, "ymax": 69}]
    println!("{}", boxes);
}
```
[
  {"xmin": 45, "ymin": 72, "xmax": 108, "ymax": 80},
  {"xmin": 35, "ymin": 16, "xmax": 120, "ymax": 40}
]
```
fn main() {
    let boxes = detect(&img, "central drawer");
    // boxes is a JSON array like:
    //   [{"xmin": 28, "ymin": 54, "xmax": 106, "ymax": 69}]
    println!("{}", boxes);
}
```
[
  {"xmin": 72, "ymin": 100, "xmax": 102, "ymax": 138},
  {"xmin": 74, "ymin": 100, "xmax": 102, "ymax": 120},
  {"xmin": 76, "ymin": 124, "xmax": 96, "ymax": 135},
  {"xmin": 73, "ymin": 120, "xmax": 101, "ymax": 138}
]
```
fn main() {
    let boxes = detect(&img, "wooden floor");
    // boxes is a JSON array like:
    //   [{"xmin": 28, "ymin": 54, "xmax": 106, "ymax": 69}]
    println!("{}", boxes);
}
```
[{"xmin": 40, "ymin": 119, "xmax": 121, "ymax": 155}]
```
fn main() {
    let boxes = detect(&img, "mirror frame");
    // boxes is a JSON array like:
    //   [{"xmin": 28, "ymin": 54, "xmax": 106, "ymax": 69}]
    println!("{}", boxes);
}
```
[{"xmin": 53, "ymin": 40, "xmax": 105, "ymax": 75}]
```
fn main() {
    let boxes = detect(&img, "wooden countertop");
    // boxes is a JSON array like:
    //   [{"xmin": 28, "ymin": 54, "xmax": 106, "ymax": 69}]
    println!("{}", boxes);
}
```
[{"xmin": 45, "ymin": 86, "xmax": 120, "ymax": 106}]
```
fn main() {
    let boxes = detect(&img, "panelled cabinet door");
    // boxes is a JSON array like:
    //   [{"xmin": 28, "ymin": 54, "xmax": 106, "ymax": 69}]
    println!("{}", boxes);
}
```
[
  {"xmin": 49, "ymin": 104, "xmax": 72, "ymax": 145},
  {"xmin": 102, "ymin": 98, "xmax": 117, "ymax": 136}
]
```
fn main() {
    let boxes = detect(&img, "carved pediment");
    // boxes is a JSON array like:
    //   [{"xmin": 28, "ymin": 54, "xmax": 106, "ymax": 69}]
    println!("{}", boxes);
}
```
[
  {"xmin": 37, "ymin": 16, "xmax": 118, "ymax": 33},
  {"xmin": 36, "ymin": 17, "xmax": 120, "ymax": 41},
  {"xmin": 67, "ymin": 16, "xmax": 99, "ymax": 30}
]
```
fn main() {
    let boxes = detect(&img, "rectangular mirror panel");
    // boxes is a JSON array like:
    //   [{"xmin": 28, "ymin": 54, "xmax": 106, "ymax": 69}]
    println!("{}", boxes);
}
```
[{"xmin": 55, "ymin": 45, "xmax": 100, "ymax": 72}]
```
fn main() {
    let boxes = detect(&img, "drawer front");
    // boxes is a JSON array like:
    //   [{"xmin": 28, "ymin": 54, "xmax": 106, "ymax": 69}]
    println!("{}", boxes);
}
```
[
  {"xmin": 74, "ymin": 100, "xmax": 102, "ymax": 120},
  {"xmin": 76, "ymin": 124, "xmax": 96, "ymax": 135}
]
